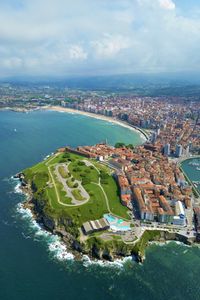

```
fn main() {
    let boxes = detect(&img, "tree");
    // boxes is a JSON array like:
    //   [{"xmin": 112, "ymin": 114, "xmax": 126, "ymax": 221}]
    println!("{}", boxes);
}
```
[
  {"xmin": 78, "ymin": 161, "xmax": 85, "ymax": 166},
  {"xmin": 82, "ymin": 178, "xmax": 90, "ymax": 185},
  {"xmin": 115, "ymin": 142, "xmax": 125, "ymax": 148},
  {"xmin": 126, "ymin": 144, "xmax": 134, "ymax": 149}
]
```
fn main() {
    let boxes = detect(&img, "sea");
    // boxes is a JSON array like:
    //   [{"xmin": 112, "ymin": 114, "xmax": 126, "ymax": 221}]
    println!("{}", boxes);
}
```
[
  {"xmin": 0, "ymin": 109, "xmax": 200, "ymax": 300},
  {"xmin": 181, "ymin": 159, "xmax": 200, "ymax": 194}
]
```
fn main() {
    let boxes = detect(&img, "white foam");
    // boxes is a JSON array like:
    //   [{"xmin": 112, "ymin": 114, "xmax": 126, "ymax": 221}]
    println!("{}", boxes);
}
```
[
  {"xmin": 82, "ymin": 254, "xmax": 132, "ymax": 269},
  {"xmin": 14, "ymin": 183, "xmax": 23, "ymax": 194},
  {"xmin": 16, "ymin": 201, "xmax": 134, "ymax": 267},
  {"xmin": 17, "ymin": 200, "xmax": 132, "ymax": 267},
  {"xmin": 15, "ymin": 183, "xmax": 134, "ymax": 268},
  {"xmin": 10, "ymin": 177, "xmax": 23, "ymax": 194},
  {"xmin": 149, "ymin": 240, "xmax": 191, "ymax": 248},
  {"xmin": 16, "ymin": 203, "xmax": 33, "ymax": 218},
  {"xmin": 16, "ymin": 202, "xmax": 74, "ymax": 262},
  {"xmin": 48, "ymin": 240, "xmax": 74, "ymax": 261}
]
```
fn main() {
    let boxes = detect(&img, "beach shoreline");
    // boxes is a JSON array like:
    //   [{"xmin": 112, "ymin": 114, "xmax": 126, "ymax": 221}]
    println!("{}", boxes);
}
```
[{"xmin": 42, "ymin": 105, "xmax": 148, "ymax": 141}]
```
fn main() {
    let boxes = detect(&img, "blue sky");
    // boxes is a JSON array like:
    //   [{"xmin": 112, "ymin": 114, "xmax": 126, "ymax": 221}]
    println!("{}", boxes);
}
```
[{"xmin": 0, "ymin": 0, "xmax": 200, "ymax": 78}]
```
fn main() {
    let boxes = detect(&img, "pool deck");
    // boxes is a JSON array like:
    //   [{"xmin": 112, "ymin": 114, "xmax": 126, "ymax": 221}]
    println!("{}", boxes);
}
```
[{"xmin": 104, "ymin": 214, "xmax": 131, "ymax": 231}]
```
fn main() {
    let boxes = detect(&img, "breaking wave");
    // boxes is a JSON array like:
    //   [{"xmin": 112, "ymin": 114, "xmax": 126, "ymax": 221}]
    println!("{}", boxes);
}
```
[{"xmin": 14, "ymin": 180, "xmax": 133, "ymax": 269}]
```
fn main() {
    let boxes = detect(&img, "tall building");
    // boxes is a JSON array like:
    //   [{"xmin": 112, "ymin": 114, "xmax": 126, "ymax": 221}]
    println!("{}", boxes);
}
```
[
  {"xmin": 163, "ymin": 143, "xmax": 170, "ymax": 156},
  {"xmin": 189, "ymin": 141, "xmax": 193, "ymax": 152},
  {"xmin": 185, "ymin": 145, "xmax": 190, "ymax": 156},
  {"xmin": 61, "ymin": 100, "xmax": 66, "ymax": 107},
  {"xmin": 175, "ymin": 144, "xmax": 183, "ymax": 157},
  {"xmin": 151, "ymin": 132, "xmax": 157, "ymax": 144},
  {"xmin": 140, "ymin": 119, "xmax": 146, "ymax": 128}
]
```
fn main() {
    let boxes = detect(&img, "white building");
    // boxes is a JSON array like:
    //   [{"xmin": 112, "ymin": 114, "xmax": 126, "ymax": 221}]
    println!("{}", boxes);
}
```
[
  {"xmin": 173, "ymin": 216, "xmax": 185, "ymax": 226},
  {"xmin": 175, "ymin": 201, "xmax": 185, "ymax": 217},
  {"xmin": 173, "ymin": 201, "xmax": 185, "ymax": 226},
  {"xmin": 164, "ymin": 143, "xmax": 170, "ymax": 156}
]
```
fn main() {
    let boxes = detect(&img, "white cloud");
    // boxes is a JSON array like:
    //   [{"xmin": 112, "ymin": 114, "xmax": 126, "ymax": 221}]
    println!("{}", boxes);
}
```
[
  {"xmin": 68, "ymin": 45, "xmax": 88, "ymax": 60},
  {"xmin": 159, "ymin": 0, "xmax": 175, "ymax": 11},
  {"xmin": 91, "ymin": 34, "xmax": 131, "ymax": 58},
  {"xmin": 2, "ymin": 57, "xmax": 23, "ymax": 68},
  {"xmin": 0, "ymin": 0, "xmax": 199, "ymax": 77}
]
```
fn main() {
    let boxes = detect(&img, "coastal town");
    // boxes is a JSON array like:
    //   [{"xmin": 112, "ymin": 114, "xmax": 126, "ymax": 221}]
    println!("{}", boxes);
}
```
[
  {"xmin": 3, "ymin": 81, "xmax": 200, "ymax": 258},
  {"xmin": 2, "ymin": 0, "xmax": 200, "ymax": 298},
  {"xmin": 15, "ymin": 89, "xmax": 200, "ymax": 260},
  {"xmin": 59, "ymin": 93, "xmax": 200, "ymax": 246},
  {"xmin": 58, "ymin": 140, "xmax": 199, "ymax": 245}
]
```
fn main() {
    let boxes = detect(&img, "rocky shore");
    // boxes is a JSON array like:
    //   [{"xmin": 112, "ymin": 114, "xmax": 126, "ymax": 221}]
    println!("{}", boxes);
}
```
[{"xmin": 15, "ymin": 172, "xmax": 197, "ymax": 264}]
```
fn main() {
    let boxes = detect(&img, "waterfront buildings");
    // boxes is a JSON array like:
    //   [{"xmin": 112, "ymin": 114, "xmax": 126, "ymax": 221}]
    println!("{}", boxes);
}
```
[
  {"xmin": 173, "ymin": 201, "xmax": 186, "ymax": 226},
  {"xmin": 62, "ymin": 93, "xmax": 200, "ymax": 155},
  {"xmin": 82, "ymin": 218, "xmax": 110, "ymax": 235},
  {"xmin": 61, "ymin": 141, "xmax": 194, "ymax": 226},
  {"xmin": 3, "ymin": 84, "xmax": 199, "ymax": 228}
]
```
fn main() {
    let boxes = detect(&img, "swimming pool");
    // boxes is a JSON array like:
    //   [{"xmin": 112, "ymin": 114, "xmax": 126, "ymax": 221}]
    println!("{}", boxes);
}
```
[
  {"xmin": 104, "ymin": 214, "xmax": 131, "ymax": 231},
  {"xmin": 105, "ymin": 214, "xmax": 116, "ymax": 223}
]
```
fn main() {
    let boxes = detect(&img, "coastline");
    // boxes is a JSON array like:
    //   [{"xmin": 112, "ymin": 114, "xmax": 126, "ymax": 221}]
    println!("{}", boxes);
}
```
[
  {"xmin": 14, "ymin": 169, "xmax": 197, "ymax": 266},
  {"xmin": 9, "ymin": 108, "xmax": 199, "ymax": 265},
  {"xmin": 16, "ymin": 180, "xmax": 138, "ymax": 264},
  {"xmin": 14, "ymin": 169, "xmax": 145, "ymax": 263},
  {"xmin": 179, "ymin": 157, "xmax": 200, "ymax": 198},
  {"xmin": 42, "ymin": 105, "xmax": 148, "ymax": 142},
  {"xmin": 16, "ymin": 200, "xmax": 135, "ymax": 268}
]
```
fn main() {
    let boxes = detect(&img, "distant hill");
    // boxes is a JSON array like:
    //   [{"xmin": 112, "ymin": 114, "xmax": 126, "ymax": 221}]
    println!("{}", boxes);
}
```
[{"xmin": 1, "ymin": 73, "xmax": 200, "ymax": 97}]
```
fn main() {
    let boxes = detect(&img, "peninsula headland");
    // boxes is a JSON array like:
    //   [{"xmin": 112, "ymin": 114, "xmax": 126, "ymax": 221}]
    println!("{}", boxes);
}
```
[{"xmin": 17, "ymin": 141, "xmax": 200, "ymax": 262}]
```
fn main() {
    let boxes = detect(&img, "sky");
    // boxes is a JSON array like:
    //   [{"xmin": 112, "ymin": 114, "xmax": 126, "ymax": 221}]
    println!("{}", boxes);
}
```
[{"xmin": 0, "ymin": 0, "xmax": 200, "ymax": 78}]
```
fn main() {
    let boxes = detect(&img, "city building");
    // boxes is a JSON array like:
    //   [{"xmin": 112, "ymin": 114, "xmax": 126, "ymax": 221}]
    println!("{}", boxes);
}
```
[
  {"xmin": 175, "ymin": 144, "xmax": 183, "ymax": 157},
  {"xmin": 82, "ymin": 218, "xmax": 110, "ymax": 235},
  {"xmin": 163, "ymin": 143, "xmax": 171, "ymax": 156},
  {"xmin": 173, "ymin": 201, "xmax": 185, "ymax": 226}
]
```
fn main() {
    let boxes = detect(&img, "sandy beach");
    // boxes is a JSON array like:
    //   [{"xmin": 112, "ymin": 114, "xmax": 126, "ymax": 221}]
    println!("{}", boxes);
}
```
[{"xmin": 43, "ymin": 106, "xmax": 148, "ymax": 141}]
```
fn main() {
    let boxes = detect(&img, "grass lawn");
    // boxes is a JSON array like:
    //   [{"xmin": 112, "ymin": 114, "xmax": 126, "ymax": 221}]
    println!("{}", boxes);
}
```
[
  {"xmin": 101, "ymin": 176, "xmax": 130, "ymax": 220},
  {"xmin": 54, "ymin": 177, "xmax": 73, "ymax": 205},
  {"xmin": 66, "ymin": 178, "xmax": 76, "ymax": 188},
  {"xmin": 68, "ymin": 160, "xmax": 99, "ymax": 183},
  {"xmin": 46, "ymin": 182, "xmax": 109, "ymax": 225},
  {"xmin": 58, "ymin": 165, "xmax": 69, "ymax": 178},
  {"xmin": 67, "ymin": 183, "xmax": 109, "ymax": 224},
  {"xmin": 72, "ymin": 189, "xmax": 85, "ymax": 201},
  {"xmin": 23, "ymin": 151, "xmax": 130, "ymax": 226}
]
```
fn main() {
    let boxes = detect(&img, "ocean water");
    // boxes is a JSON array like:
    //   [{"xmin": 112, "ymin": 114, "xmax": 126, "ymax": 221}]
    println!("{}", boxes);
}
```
[
  {"xmin": 181, "ymin": 158, "xmax": 200, "ymax": 193},
  {"xmin": 0, "ymin": 110, "xmax": 200, "ymax": 300}
]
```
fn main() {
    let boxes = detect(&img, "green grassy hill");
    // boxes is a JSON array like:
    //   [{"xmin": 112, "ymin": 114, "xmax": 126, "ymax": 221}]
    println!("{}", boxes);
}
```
[{"xmin": 23, "ymin": 150, "xmax": 130, "ymax": 229}]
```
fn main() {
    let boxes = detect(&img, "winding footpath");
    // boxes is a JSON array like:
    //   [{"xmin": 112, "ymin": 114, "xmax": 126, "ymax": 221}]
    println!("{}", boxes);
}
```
[
  {"xmin": 45, "ymin": 154, "xmax": 79, "ymax": 207},
  {"xmin": 84, "ymin": 160, "xmax": 131, "ymax": 221},
  {"xmin": 45, "ymin": 155, "xmax": 130, "ymax": 221}
]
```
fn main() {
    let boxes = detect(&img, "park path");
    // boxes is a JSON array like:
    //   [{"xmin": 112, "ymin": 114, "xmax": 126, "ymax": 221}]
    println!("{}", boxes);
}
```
[
  {"xmin": 45, "ymin": 155, "xmax": 131, "ymax": 221},
  {"xmin": 84, "ymin": 160, "xmax": 131, "ymax": 222},
  {"xmin": 45, "ymin": 154, "xmax": 89, "ymax": 207},
  {"xmin": 54, "ymin": 163, "xmax": 90, "ymax": 205}
]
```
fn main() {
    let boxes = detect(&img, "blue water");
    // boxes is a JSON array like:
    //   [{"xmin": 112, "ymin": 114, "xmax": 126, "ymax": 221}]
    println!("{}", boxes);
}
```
[
  {"xmin": 104, "ymin": 214, "xmax": 130, "ymax": 231},
  {"xmin": 181, "ymin": 158, "xmax": 200, "ymax": 193},
  {"xmin": 0, "ymin": 110, "xmax": 200, "ymax": 300},
  {"xmin": 104, "ymin": 214, "xmax": 117, "ymax": 222}
]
